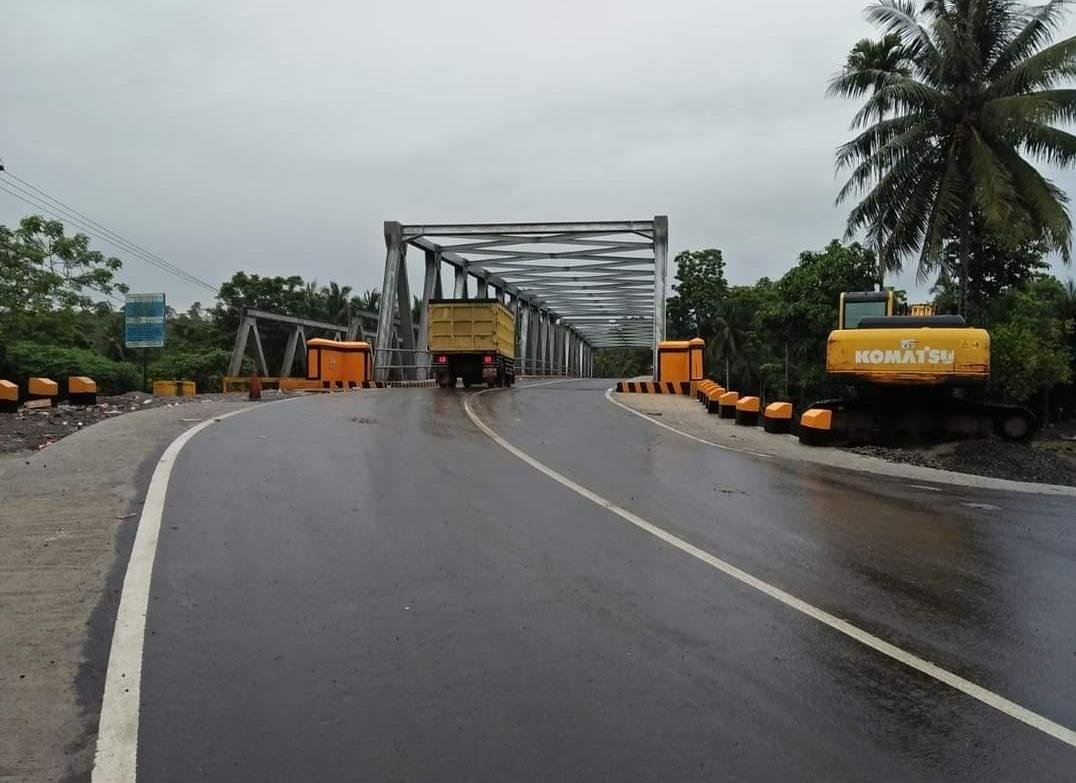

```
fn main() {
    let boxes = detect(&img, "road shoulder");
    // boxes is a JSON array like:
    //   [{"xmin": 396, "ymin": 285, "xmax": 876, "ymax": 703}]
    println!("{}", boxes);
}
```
[
  {"xmin": 0, "ymin": 400, "xmax": 255, "ymax": 782},
  {"xmin": 610, "ymin": 391, "xmax": 1076, "ymax": 497}
]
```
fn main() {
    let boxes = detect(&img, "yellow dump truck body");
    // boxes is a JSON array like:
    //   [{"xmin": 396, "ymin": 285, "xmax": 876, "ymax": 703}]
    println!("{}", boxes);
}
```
[
  {"xmin": 826, "ymin": 326, "xmax": 990, "ymax": 385},
  {"xmin": 429, "ymin": 300, "xmax": 516, "ymax": 357}
]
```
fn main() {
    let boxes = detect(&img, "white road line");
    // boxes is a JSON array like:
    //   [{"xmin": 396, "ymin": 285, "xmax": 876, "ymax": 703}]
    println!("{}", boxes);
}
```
[
  {"xmin": 909, "ymin": 484, "xmax": 944, "ymax": 492},
  {"xmin": 92, "ymin": 401, "xmax": 291, "ymax": 783},
  {"xmin": 603, "ymin": 387, "xmax": 773, "ymax": 459},
  {"xmin": 465, "ymin": 389, "xmax": 1076, "ymax": 749}
]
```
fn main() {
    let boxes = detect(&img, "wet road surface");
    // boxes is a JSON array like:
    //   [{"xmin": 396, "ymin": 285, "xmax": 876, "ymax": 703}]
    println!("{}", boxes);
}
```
[{"xmin": 137, "ymin": 380, "xmax": 1076, "ymax": 781}]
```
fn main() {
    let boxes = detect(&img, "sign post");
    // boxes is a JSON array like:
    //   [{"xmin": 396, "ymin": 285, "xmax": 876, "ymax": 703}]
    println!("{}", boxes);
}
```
[{"xmin": 125, "ymin": 293, "xmax": 166, "ymax": 392}]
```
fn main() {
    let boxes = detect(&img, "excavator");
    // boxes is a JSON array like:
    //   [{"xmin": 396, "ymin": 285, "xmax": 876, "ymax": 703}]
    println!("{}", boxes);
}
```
[{"xmin": 800, "ymin": 291, "xmax": 1037, "ymax": 445}]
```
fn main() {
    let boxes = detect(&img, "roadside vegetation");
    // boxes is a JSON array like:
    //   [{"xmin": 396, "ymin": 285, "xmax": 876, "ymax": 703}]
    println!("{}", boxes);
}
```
[
  {"xmin": 604, "ymin": 0, "xmax": 1076, "ymax": 428},
  {"xmin": 0, "ymin": 216, "xmax": 384, "ymax": 393}
]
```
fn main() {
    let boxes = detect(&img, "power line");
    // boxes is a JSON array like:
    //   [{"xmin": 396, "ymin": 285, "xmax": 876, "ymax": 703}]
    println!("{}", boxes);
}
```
[
  {"xmin": 0, "ymin": 175, "xmax": 217, "ymax": 293},
  {"xmin": 2, "ymin": 170, "xmax": 219, "ymax": 292},
  {"xmin": 0, "ymin": 170, "xmax": 219, "ymax": 294}
]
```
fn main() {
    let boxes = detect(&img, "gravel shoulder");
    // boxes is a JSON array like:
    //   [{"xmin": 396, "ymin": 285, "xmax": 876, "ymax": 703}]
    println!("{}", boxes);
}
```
[
  {"xmin": 611, "ymin": 391, "xmax": 1076, "ymax": 497},
  {"xmin": 0, "ymin": 398, "xmax": 263, "ymax": 782}
]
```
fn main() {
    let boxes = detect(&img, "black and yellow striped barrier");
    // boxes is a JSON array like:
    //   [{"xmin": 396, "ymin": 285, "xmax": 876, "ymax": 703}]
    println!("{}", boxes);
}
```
[{"xmin": 615, "ymin": 380, "xmax": 692, "ymax": 395}]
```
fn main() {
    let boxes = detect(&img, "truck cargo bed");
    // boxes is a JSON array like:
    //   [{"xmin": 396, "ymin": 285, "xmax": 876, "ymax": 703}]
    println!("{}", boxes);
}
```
[{"xmin": 428, "ymin": 299, "xmax": 516, "ymax": 357}]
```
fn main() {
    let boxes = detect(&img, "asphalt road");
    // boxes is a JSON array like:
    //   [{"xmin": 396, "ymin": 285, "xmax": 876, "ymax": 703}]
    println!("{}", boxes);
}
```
[{"xmin": 136, "ymin": 380, "xmax": 1076, "ymax": 781}]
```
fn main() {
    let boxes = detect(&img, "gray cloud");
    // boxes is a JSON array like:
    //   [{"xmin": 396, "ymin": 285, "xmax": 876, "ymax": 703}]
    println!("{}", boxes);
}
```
[{"xmin": 3, "ymin": 0, "xmax": 1074, "ymax": 310}]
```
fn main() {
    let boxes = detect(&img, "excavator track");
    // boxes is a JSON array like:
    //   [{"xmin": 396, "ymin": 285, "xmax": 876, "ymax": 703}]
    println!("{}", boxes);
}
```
[{"xmin": 805, "ymin": 393, "xmax": 1039, "ymax": 445}]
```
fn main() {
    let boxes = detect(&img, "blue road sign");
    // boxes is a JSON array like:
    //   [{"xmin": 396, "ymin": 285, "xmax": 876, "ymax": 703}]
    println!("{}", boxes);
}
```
[{"xmin": 125, "ymin": 293, "xmax": 166, "ymax": 348}]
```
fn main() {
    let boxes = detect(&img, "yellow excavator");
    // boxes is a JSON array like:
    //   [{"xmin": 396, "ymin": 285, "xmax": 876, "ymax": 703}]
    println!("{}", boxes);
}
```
[{"xmin": 801, "ymin": 291, "xmax": 1037, "ymax": 444}]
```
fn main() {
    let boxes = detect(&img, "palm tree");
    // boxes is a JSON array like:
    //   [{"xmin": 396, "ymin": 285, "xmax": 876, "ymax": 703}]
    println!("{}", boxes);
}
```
[
  {"xmin": 351, "ymin": 288, "xmax": 381, "ymax": 314},
  {"xmin": 829, "ymin": 33, "xmax": 913, "ymax": 287},
  {"xmin": 834, "ymin": 0, "xmax": 1076, "ymax": 315},
  {"xmin": 320, "ymin": 281, "xmax": 353, "ymax": 323}
]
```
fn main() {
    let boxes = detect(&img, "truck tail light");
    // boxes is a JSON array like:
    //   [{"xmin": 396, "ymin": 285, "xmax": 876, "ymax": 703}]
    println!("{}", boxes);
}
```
[
  {"xmin": 436, "ymin": 355, "xmax": 448, "ymax": 364},
  {"xmin": 483, "ymin": 355, "xmax": 494, "ymax": 365}
]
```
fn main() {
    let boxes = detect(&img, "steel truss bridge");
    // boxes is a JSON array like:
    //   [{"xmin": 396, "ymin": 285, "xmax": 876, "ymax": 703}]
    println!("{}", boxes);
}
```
[{"xmin": 373, "ymin": 218, "xmax": 668, "ymax": 381}]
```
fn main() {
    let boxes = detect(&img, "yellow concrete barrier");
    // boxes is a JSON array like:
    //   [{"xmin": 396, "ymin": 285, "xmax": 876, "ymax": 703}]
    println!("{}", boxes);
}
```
[
  {"xmin": 696, "ymin": 380, "xmax": 717, "ymax": 403},
  {"xmin": 222, "ymin": 376, "xmax": 282, "ymax": 393},
  {"xmin": 278, "ymin": 378, "xmax": 324, "ymax": 392},
  {"xmin": 718, "ymin": 391, "xmax": 739, "ymax": 419},
  {"xmin": 153, "ymin": 380, "xmax": 197, "ymax": 397},
  {"xmin": 703, "ymin": 385, "xmax": 726, "ymax": 414},
  {"xmin": 734, "ymin": 396, "xmax": 760, "ymax": 426},
  {"xmin": 763, "ymin": 402, "xmax": 794, "ymax": 434},
  {"xmin": 799, "ymin": 408, "xmax": 833, "ymax": 446},
  {"xmin": 68, "ymin": 376, "xmax": 98, "ymax": 405},
  {"xmin": 29, "ymin": 377, "xmax": 58, "ymax": 405},
  {"xmin": 0, "ymin": 379, "xmax": 17, "ymax": 413},
  {"xmin": 761, "ymin": 404, "xmax": 796, "ymax": 434}
]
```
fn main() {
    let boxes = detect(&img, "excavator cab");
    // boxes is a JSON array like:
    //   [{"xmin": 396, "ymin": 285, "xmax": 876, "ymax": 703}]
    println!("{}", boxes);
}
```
[{"xmin": 838, "ymin": 291, "xmax": 894, "ymax": 329}]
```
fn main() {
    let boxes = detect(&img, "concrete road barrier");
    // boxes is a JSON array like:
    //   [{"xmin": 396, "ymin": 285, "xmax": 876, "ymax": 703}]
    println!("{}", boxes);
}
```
[
  {"xmin": 735, "ymin": 396, "xmax": 760, "ymax": 426},
  {"xmin": 153, "ymin": 381, "xmax": 197, "ymax": 397},
  {"xmin": 615, "ymin": 380, "xmax": 690, "ymax": 395},
  {"xmin": 718, "ymin": 391, "xmax": 739, "ymax": 419},
  {"xmin": 67, "ymin": 376, "xmax": 98, "ymax": 406},
  {"xmin": 763, "ymin": 402, "xmax": 794, "ymax": 434},
  {"xmin": 28, "ymin": 377, "xmax": 58, "ymax": 406},
  {"xmin": 1, "ymin": 380, "xmax": 17, "ymax": 413},
  {"xmin": 799, "ymin": 408, "xmax": 833, "ymax": 446}
]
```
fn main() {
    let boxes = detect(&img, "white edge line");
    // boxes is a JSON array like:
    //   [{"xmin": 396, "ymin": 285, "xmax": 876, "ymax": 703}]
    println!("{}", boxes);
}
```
[
  {"xmin": 92, "ymin": 399, "xmax": 294, "ymax": 782},
  {"xmin": 465, "ymin": 388, "xmax": 1076, "ymax": 749},
  {"xmin": 603, "ymin": 387, "xmax": 772, "ymax": 459}
]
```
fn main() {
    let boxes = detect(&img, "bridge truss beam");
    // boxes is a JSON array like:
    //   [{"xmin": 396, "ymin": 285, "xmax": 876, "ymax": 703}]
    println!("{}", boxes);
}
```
[{"xmin": 374, "ymin": 217, "xmax": 668, "ymax": 380}]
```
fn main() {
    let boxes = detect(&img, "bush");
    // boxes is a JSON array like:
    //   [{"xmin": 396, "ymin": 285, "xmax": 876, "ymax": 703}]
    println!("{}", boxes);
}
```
[
  {"xmin": 149, "ymin": 348, "xmax": 232, "ymax": 393},
  {"xmin": 1, "ymin": 341, "xmax": 142, "ymax": 395}
]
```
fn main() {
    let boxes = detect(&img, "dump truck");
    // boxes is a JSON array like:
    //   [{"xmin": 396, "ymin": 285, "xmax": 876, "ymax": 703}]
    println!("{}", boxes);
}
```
[
  {"xmin": 428, "ymin": 299, "xmax": 516, "ymax": 388},
  {"xmin": 803, "ymin": 291, "xmax": 1037, "ymax": 443}
]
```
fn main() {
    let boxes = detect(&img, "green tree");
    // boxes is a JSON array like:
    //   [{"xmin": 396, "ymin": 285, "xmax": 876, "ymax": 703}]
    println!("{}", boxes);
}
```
[
  {"xmin": 833, "ymin": 0, "xmax": 1076, "ymax": 314},
  {"xmin": 988, "ymin": 276, "xmax": 1072, "ymax": 419},
  {"xmin": 351, "ymin": 288, "xmax": 381, "ymax": 314},
  {"xmin": 935, "ymin": 215, "xmax": 1050, "ymax": 322},
  {"xmin": 594, "ymin": 347, "xmax": 651, "ymax": 378},
  {"xmin": 0, "ymin": 216, "xmax": 126, "ymax": 325},
  {"xmin": 664, "ymin": 249, "xmax": 728, "ymax": 340},
  {"xmin": 759, "ymin": 240, "xmax": 878, "ymax": 399}
]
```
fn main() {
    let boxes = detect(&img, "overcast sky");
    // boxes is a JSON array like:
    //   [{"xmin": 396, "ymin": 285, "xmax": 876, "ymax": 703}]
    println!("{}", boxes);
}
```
[{"xmin": 3, "ymin": 0, "xmax": 1076, "ymax": 311}]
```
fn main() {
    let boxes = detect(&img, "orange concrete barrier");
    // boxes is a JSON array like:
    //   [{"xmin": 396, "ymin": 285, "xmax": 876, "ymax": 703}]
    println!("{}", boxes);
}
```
[
  {"xmin": 28, "ymin": 377, "xmax": 58, "ymax": 406},
  {"xmin": 68, "ymin": 376, "xmax": 98, "ymax": 405},
  {"xmin": 704, "ymin": 385, "xmax": 726, "ymax": 414},
  {"xmin": 799, "ymin": 408, "xmax": 833, "ymax": 446},
  {"xmin": 0, "ymin": 379, "xmax": 17, "ymax": 413},
  {"xmin": 734, "ymin": 396, "xmax": 760, "ymax": 426},
  {"xmin": 153, "ymin": 380, "xmax": 197, "ymax": 397},
  {"xmin": 764, "ymin": 402, "xmax": 793, "ymax": 434},
  {"xmin": 718, "ymin": 391, "xmax": 739, "ymax": 419}
]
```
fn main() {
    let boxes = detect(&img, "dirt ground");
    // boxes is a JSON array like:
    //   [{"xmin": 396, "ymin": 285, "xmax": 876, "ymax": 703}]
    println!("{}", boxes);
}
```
[{"xmin": 0, "ymin": 391, "xmax": 275, "ymax": 455}]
